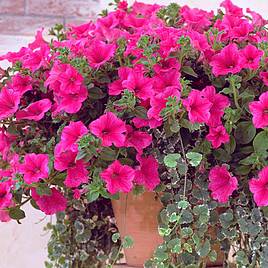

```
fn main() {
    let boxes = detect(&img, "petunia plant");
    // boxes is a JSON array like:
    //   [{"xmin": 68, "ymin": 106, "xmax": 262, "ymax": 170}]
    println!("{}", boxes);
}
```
[{"xmin": 0, "ymin": 0, "xmax": 268, "ymax": 267}]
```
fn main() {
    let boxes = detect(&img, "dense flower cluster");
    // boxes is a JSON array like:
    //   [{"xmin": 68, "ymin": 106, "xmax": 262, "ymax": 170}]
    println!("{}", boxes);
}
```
[{"xmin": 0, "ymin": 0, "xmax": 267, "ymax": 229}]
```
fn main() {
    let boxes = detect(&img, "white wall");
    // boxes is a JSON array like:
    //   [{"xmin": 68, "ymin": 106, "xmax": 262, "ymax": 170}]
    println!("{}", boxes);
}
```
[
  {"xmin": 0, "ymin": 204, "xmax": 52, "ymax": 268},
  {"xmin": 0, "ymin": 1, "xmax": 268, "ymax": 268},
  {"xmin": 128, "ymin": 0, "xmax": 268, "ymax": 16}
]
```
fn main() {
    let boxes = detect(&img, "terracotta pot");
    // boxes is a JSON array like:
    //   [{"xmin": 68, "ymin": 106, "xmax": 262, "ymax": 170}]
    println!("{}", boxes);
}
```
[
  {"xmin": 112, "ymin": 191, "xmax": 163, "ymax": 267},
  {"xmin": 112, "ymin": 192, "xmax": 225, "ymax": 267}
]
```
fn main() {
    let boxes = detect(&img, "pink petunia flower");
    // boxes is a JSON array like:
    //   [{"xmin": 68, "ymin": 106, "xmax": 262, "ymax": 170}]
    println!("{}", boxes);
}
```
[
  {"xmin": 123, "ymin": 14, "xmax": 147, "ymax": 28},
  {"xmin": 86, "ymin": 40, "xmax": 116, "ymax": 68},
  {"xmin": 148, "ymin": 86, "xmax": 180, "ymax": 121},
  {"xmin": 220, "ymin": 0, "xmax": 243, "ymax": 17},
  {"xmin": 206, "ymin": 125, "xmax": 230, "ymax": 148},
  {"xmin": 134, "ymin": 155, "xmax": 160, "ymax": 191},
  {"xmin": 260, "ymin": 71, "xmax": 268, "ymax": 86},
  {"xmin": 0, "ymin": 47, "xmax": 29, "ymax": 64},
  {"xmin": 122, "ymin": 69, "xmax": 153, "ymax": 100},
  {"xmin": 16, "ymin": 99, "xmax": 52, "ymax": 121},
  {"xmin": 22, "ymin": 45, "xmax": 50, "ymax": 72},
  {"xmin": 249, "ymin": 166, "xmax": 268, "ymax": 206},
  {"xmin": 132, "ymin": 117, "xmax": 162, "ymax": 129},
  {"xmin": 58, "ymin": 64, "xmax": 84, "ymax": 94},
  {"xmin": 210, "ymin": 44, "xmax": 242, "ymax": 77},
  {"xmin": 231, "ymin": 21, "xmax": 253, "ymax": 41},
  {"xmin": 44, "ymin": 61, "xmax": 66, "ymax": 91},
  {"xmin": 180, "ymin": 5, "xmax": 213, "ymax": 32},
  {"xmin": 0, "ymin": 87, "xmax": 20, "ymax": 120},
  {"xmin": 183, "ymin": 89, "xmax": 212, "ymax": 123},
  {"xmin": 100, "ymin": 160, "xmax": 135, "ymax": 194},
  {"xmin": 31, "ymin": 187, "xmax": 67, "ymax": 215},
  {"xmin": 208, "ymin": 165, "xmax": 238, "ymax": 203},
  {"xmin": 0, "ymin": 209, "xmax": 11, "ymax": 222},
  {"xmin": 10, "ymin": 73, "xmax": 32, "ymax": 96},
  {"xmin": 89, "ymin": 112, "xmax": 126, "ymax": 147},
  {"xmin": 249, "ymin": 92, "xmax": 268, "ymax": 128},
  {"xmin": 20, "ymin": 153, "xmax": 49, "ymax": 184},
  {"xmin": 201, "ymin": 86, "xmax": 229, "ymax": 127},
  {"xmin": 54, "ymin": 143, "xmax": 88, "ymax": 188},
  {"xmin": 108, "ymin": 67, "xmax": 130, "ymax": 95},
  {"xmin": 125, "ymin": 125, "xmax": 152, "ymax": 153},
  {"xmin": 153, "ymin": 69, "xmax": 181, "ymax": 94},
  {"xmin": 28, "ymin": 28, "xmax": 47, "ymax": 50},
  {"xmin": 247, "ymin": 8, "xmax": 268, "ymax": 28},
  {"xmin": 60, "ymin": 121, "xmax": 88, "ymax": 150},
  {"xmin": 68, "ymin": 22, "xmax": 95, "ymax": 39},
  {"xmin": 0, "ymin": 180, "xmax": 13, "ymax": 209},
  {"xmin": 45, "ymin": 62, "xmax": 88, "ymax": 115},
  {"xmin": 52, "ymin": 85, "xmax": 88, "ymax": 115},
  {"xmin": 73, "ymin": 189, "xmax": 82, "ymax": 200},
  {"xmin": 153, "ymin": 58, "xmax": 181, "ymax": 74},
  {"xmin": 0, "ymin": 129, "xmax": 16, "ymax": 160},
  {"xmin": 240, "ymin": 44, "xmax": 263, "ymax": 70}
]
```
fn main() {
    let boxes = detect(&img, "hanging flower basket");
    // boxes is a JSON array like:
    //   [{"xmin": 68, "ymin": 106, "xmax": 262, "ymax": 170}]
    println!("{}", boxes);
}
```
[
  {"xmin": 112, "ymin": 191, "xmax": 162, "ymax": 267},
  {"xmin": 0, "ymin": 0, "xmax": 268, "ymax": 267}
]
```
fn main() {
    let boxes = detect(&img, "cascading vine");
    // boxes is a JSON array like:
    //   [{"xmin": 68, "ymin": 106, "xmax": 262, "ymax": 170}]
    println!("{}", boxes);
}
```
[{"xmin": 0, "ymin": 0, "xmax": 268, "ymax": 267}]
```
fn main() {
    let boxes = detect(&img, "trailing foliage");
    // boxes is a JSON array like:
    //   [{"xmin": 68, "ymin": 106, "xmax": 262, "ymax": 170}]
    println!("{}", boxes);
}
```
[{"xmin": 0, "ymin": 0, "xmax": 268, "ymax": 267}]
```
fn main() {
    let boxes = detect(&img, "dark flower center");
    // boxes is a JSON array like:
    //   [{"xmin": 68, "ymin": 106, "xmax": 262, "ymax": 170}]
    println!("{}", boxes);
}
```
[
  {"xmin": 0, "ymin": 190, "xmax": 7, "ymax": 199},
  {"xmin": 112, "ymin": 172, "xmax": 120, "ymax": 179},
  {"xmin": 102, "ymin": 129, "xmax": 109, "ymax": 135}
]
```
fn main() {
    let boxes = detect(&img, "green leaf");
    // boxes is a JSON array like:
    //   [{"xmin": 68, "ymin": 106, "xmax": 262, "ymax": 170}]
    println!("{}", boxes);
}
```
[
  {"xmin": 164, "ymin": 153, "xmax": 181, "ymax": 168},
  {"xmin": 88, "ymin": 87, "xmax": 106, "ymax": 100},
  {"xmin": 75, "ymin": 229, "xmax": 92, "ymax": 243},
  {"xmin": 224, "ymin": 135, "xmax": 236, "ymax": 154},
  {"xmin": 251, "ymin": 208, "xmax": 262, "ymax": 223},
  {"xmin": 177, "ymin": 160, "xmax": 188, "ymax": 175},
  {"xmin": 183, "ymin": 243, "xmax": 192, "ymax": 253},
  {"xmin": 86, "ymin": 191, "xmax": 99, "ymax": 203},
  {"xmin": 74, "ymin": 220, "xmax": 84, "ymax": 235},
  {"xmin": 132, "ymin": 185, "xmax": 145, "ymax": 196},
  {"xmin": 36, "ymin": 184, "xmax": 52, "ymax": 196},
  {"xmin": 208, "ymin": 250, "xmax": 217, "ymax": 262},
  {"xmin": 197, "ymin": 239, "xmax": 211, "ymax": 257},
  {"xmin": 213, "ymin": 148, "xmax": 231, "ymax": 162},
  {"xmin": 133, "ymin": 106, "xmax": 148, "ymax": 119},
  {"xmin": 169, "ymin": 212, "xmax": 180, "ymax": 223},
  {"xmin": 155, "ymin": 246, "xmax": 169, "ymax": 261},
  {"xmin": 168, "ymin": 238, "xmax": 181, "ymax": 253},
  {"xmin": 236, "ymin": 250, "xmax": 250, "ymax": 266},
  {"xmin": 219, "ymin": 211, "xmax": 234, "ymax": 228},
  {"xmin": 122, "ymin": 236, "xmax": 134, "ymax": 248},
  {"xmin": 181, "ymin": 227, "xmax": 193, "ymax": 238},
  {"xmin": 75, "ymin": 150, "xmax": 88, "ymax": 161},
  {"xmin": 179, "ymin": 210, "xmax": 193, "ymax": 224},
  {"xmin": 99, "ymin": 147, "xmax": 117, "ymax": 161},
  {"xmin": 170, "ymin": 119, "xmax": 180, "ymax": 133},
  {"xmin": 253, "ymin": 131, "xmax": 268, "ymax": 157},
  {"xmin": 234, "ymin": 121, "xmax": 256, "ymax": 144},
  {"xmin": 186, "ymin": 152, "xmax": 202, "ymax": 167},
  {"xmin": 234, "ymin": 165, "xmax": 251, "ymax": 176},
  {"xmin": 181, "ymin": 66, "xmax": 198, "ymax": 78},
  {"xmin": 239, "ymin": 153, "xmax": 258, "ymax": 165},
  {"xmin": 177, "ymin": 200, "xmax": 189, "ymax": 209},
  {"xmin": 192, "ymin": 233, "xmax": 200, "ymax": 247},
  {"xmin": 9, "ymin": 207, "xmax": 26, "ymax": 220},
  {"xmin": 193, "ymin": 204, "xmax": 210, "ymax": 223},
  {"xmin": 30, "ymin": 199, "xmax": 40, "ymax": 210},
  {"xmin": 112, "ymin": 233, "xmax": 120, "ymax": 243}
]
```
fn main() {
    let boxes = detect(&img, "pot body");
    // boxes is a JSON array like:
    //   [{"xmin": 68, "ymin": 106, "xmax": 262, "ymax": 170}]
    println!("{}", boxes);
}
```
[{"xmin": 112, "ymin": 191, "xmax": 162, "ymax": 267}]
